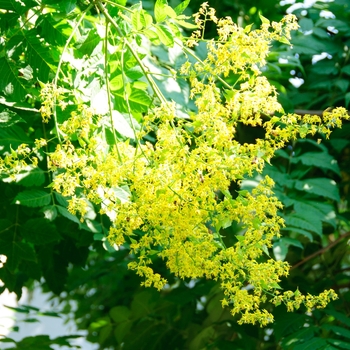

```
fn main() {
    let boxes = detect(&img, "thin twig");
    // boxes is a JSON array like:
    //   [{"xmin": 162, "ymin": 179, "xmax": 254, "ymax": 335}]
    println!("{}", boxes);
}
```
[
  {"xmin": 290, "ymin": 231, "xmax": 350, "ymax": 271},
  {"xmin": 294, "ymin": 109, "xmax": 324, "ymax": 116}
]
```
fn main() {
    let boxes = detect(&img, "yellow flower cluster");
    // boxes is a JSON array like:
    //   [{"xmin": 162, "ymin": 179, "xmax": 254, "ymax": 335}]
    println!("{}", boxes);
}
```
[
  {"xmin": 186, "ymin": 5, "xmax": 298, "ymax": 77},
  {"xmin": 0, "ymin": 143, "xmax": 43, "ymax": 179},
  {"xmin": 272, "ymin": 288, "xmax": 338, "ymax": 313},
  {"xmin": 39, "ymin": 8, "xmax": 349, "ymax": 325},
  {"xmin": 39, "ymin": 83, "xmax": 67, "ymax": 123},
  {"xmin": 60, "ymin": 105, "xmax": 96, "ymax": 141}
]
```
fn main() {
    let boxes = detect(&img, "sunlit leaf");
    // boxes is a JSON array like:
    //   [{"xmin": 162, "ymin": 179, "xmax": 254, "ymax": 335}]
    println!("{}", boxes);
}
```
[
  {"xmin": 13, "ymin": 190, "xmax": 51, "ymax": 207},
  {"xmin": 154, "ymin": 0, "xmax": 168, "ymax": 23},
  {"xmin": 174, "ymin": 0, "xmax": 191, "ymax": 15},
  {"xmin": 0, "ymin": 57, "xmax": 27, "ymax": 101},
  {"xmin": 0, "ymin": 109, "xmax": 25, "ymax": 127},
  {"xmin": 295, "ymin": 178, "xmax": 340, "ymax": 201},
  {"xmin": 154, "ymin": 24, "xmax": 174, "ymax": 47},
  {"xmin": 112, "ymin": 87, "xmax": 152, "ymax": 113}
]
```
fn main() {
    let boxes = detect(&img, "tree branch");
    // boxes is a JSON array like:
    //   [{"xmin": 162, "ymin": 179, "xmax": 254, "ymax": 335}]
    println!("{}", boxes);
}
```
[
  {"xmin": 290, "ymin": 231, "xmax": 350, "ymax": 271},
  {"xmin": 294, "ymin": 109, "xmax": 324, "ymax": 116}
]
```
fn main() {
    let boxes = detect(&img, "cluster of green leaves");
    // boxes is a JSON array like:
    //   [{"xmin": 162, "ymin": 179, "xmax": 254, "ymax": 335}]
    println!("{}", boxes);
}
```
[
  {"xmin": 1, "ymin": 0, "xmax": 350, "ymax": 349},
  {"xmin": 264, "ymin": 0, "xmax": 350, "ymax": 111}
]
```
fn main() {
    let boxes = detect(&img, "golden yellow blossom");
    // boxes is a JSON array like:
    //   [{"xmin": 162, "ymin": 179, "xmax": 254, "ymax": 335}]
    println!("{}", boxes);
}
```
[{"xmin": 36, "ymin": 7, "xmax": 349, "ymax": 326}]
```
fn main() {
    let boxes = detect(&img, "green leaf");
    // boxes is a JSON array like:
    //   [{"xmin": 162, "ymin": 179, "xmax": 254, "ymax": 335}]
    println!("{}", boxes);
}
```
[
  {"xmin": 326, "ymin": 309, "xmax": 350, "ymax": 328},
  {"xmin": 17, "ymin": 166, "xmax": 46, "ymax": 187},
  {"xmin": 38, "ymin": 14, "xmax": 71, "ymax": 46},
  {"xmin": 190, "ymin": 326, "xmax": 217, "ymax": 350},
  {"xmin": 57, "ymin": 0, "xmax": 77, "ymax": 14},
  {"xmin": 259, "ymin": 14, "xmax": 270, "ymax": 25},
  {"xmin": 294, "ymin": 200, "xmax": 336, "ymax": 228},
  {"xmin": 112, "ymin": 87, "xmax": 152, "ymax": 113},
  {"xmin": 0, "ymin": 228, "xmax": 37, "ymax": 272},
  {"xmin": 278, "ymin": 36, "xmax": 291, "ymax": 45},
  {"xmin": 57, "ymin": 205, "xmax": 80, "ymax": 225},
  {"xmin": 264, "ymin": 165, "xmax": 294, "ymax": 188},
  {"xmin": 342, "ymin": 65, "xmax": 350, "ymax": 75},
  {"xmin": 0, "ymin": 97, "xmax": 38, "ymax": 112},
  {"xmin": 274, "ymin": 149, "xmax": 290, "ymax": 159},
  {"xmin": 125, "ymin": 66, "xmax": 144, "ymax": 80},
  {"xmin": 114, "ymin": 0, "xmax": 127, "ymax": 5},
  {"xmin": 280, "ymin": 237, "xmax": 304, "ymax": 249},
  {"xmin": 131, "ymin": 10, "xmax": 153, "ymax": 31},
  {"xmin": 291, "ymin": 35, "xmax": 339, "ymax": 55},
  {"xmin": 172, "ymin": 18, "xmax": 198, "ymax": 29},
  {"xmin": 315, "ymin": 19, "xmax": 350, "ymax": 33},
  {"xmin": 132, "ymin": 10, "xmax": 145, "ymax": 31},
  {"xmin": 299, "ymin": 18, "xmax": 314, "ymax": 33},
  {"xmin": 345, "ymin": 92, "xmax": 350, "ymax": 108},
  {"xmin": 335, "ymin": 79, "xmax": 349, "ymax": 93},
  {"xmin": 312, "ymin": 27, "xmax": 329, "ymax": 39},
  {"xmin": 131, "ymin": 290, "xmax": 157, "ymax": 318},
  {"xmin": 293, "ymin": 337, "xmax": 328, "ymax": 350},
  {"xmin": 0, "ymin": 108, "xmax": 25, "ymax": 127},
  {"xmin": 322, "ymin": 324, "xmax": 350, "ymax": 339},
  {"xmin": 57, "ymin": 205, "xmax": 81, "ymax": 224},
  {"xmin": 110, "ymin": 306, "xmax": 131, "ymax": 323},
  {"xmin": 13, "ymin": 190, "xmax": 51, "ymax": 207},
  {"xmin": 102, "ymin": 239, "xmax": 119, "ymax": 252},
  {"xmin": 327, "ymin": 339, "xmax": 350, "ymax": 350},
  {"xmin": 54, "ymin": 192, "xmax": 69, "ymax": 207},
  {"xmin": 284, "ymin": 213, "xmax": 322, "ymax": 236},
  {"xmin": 143, "ymin": 28, "xmax": 160, "ymax": 43},
  {"xmin": 281, "ymin": 327, "xmax": 315, "ymax": 348},
  {"xmin": 110, "ymin": 75, "xmax": 124, "ymax": 91},
  {"xmin": 174, "ymin": 0, "xmax": 190, "ymax": 15},
  {"xmin": 154, "ymin": 0, "xmax": 168, "ymax": 23},
  {"xmin": 2, "ymin": 165, "xmax": 46, "ymax": 187},
  {"xmin": 0, "ymin": 57, "xmax": 27, "ymax": 101},
  {"xmin": 291, "ymin": 151, "xmax": 340, "ymax": 175},
  {"xmin": 163, "ymin": 5, "xmax": 177, "ymax": 19},
  {"xmin": 280, "ymin": 227, "xmax": 313, "ymax": 241},
  {"xmin": 4, "ymin": 305, "xmax": 31, "ymax": 313},
  {"xmin": 0, "ymin": 0, "xmax": 36, "ymax": 14},
  {"xmin": 23, "ymin": 31, "xmax": 56, "ymax": 81},
  {"xmin": 154, "ymin": 24, "xmax": 174, "ymax": 47},
  {"xmin": 295, "ymin": 178, "xmax": 340, "ymax": 201},
  {"xmin": 22, "ymin": 218, "xmax": 61, "ymax": 245},
  {"xmin": 273, "ymin": 237, "xmax": 303, "ymax": 261},
  {"xmin": 98, "ymin": 324, "xmax": 113, "ymax": 344},
  {"xmin": 273, "ymin": 240, "xmax": 288, "ymax": 261},
  {"xmin": 39, "ymin": 311, "xmax": 61, "ymax": 318},
  {"xmin": 0, "ymin": 124, "xmax": 31, "ymax": 150},
  {"xmin": 114, "ymin": 321, "xmax": 132, "ymax": 344},
  {"xmin": 76, "ymin": 28, "xmax": 100, "ymax": 56}
]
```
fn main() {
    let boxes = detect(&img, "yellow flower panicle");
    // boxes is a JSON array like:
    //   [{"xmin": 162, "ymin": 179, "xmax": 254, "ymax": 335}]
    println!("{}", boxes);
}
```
[
  {"xmin": 36, "ymin": 8, "xmax": 349, "ymax": 326},
  {"xmin": 0, "ymin": 143, "xmax": 44, "ymax": 179},
  {"xmin": 39, "ymin": 83, "xmax": 66, "ymax": 123}
]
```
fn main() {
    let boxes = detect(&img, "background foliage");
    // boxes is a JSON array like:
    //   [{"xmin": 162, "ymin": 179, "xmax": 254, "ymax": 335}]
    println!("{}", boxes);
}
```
[{"xmin": 0, "ymin": 0, "xmax": 350, "ymax": 349}]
